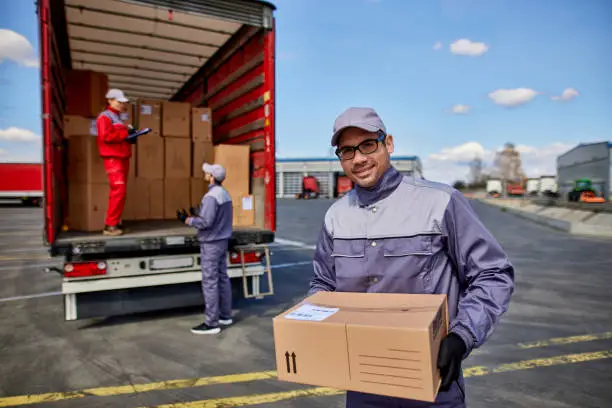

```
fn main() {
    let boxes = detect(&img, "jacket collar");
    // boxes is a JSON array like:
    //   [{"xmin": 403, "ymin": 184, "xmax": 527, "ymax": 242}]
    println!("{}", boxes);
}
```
[{"xmin": 354, "ymin": 166, "xmax": 403, "ymax": 206}]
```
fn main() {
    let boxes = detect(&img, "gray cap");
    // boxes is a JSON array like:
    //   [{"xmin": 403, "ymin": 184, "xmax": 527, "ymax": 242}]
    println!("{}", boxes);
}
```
[
  {"xmin": 105, "ymin": 88, "xmax": 129, "ymax": 102},
  {"xmin": 331, "ymin": 107, "xmax": 386, "ymax": 146},
  {"xmin": 202, "ymin": 163, "xmax": 226, "ymax": 182}
]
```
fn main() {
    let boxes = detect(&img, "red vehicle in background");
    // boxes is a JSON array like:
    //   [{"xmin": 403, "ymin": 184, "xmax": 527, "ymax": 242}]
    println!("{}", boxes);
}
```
[
  {"xmin": 506, "ymin": 182, "xmax": 526, "ymax": 197},
  {"xmin": 336, "ymin": 175, "xmax": 353, "ymax": 197},
  {"xmin": 296, "ymin": 176, "xmax": 320, "ymax": 199},
  {"xmin": 0, "ymin": 163, "xmax": 43, "ymax": 206}
]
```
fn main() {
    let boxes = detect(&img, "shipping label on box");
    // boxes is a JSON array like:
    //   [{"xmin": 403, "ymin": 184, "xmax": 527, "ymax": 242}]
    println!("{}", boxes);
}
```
[
  {"xmin": 192, "ymin": 107, "xmax": 212, "ymax": 142},
  {"xmin": 137, "ymin": 99, "xmax": 162, "ymax": 134},
  {"xmin": 273, "ymin": 292, "xmax": 449, "ymax": 403},
  {"xmin": 232, "ymin": 194, "xmax": 255, "ymax": 227},
  {"xmin": 64, "ymin": 115, "xmax": 97, "ymax": 138}
]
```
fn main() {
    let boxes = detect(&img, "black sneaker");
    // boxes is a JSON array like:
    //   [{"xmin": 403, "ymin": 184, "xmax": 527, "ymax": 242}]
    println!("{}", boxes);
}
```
[{"xmin": 191, "ymin": 323, "xmax": 221, "ymax": 334}]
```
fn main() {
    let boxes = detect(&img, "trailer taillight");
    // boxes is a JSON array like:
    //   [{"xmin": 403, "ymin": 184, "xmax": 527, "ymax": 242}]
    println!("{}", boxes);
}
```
[
  {"xmin": 64, "ymin": 261, "xmax": 107, "ymax": 277},
  {"xmin": 229, "ymin": 251, "xmax": 263, "ymax": 265}
]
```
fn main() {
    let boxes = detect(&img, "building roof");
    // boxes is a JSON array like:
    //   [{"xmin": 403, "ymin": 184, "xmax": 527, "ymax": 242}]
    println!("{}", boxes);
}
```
[{"xmin": 277, "ymin": 155, "xmax": 419, "ymax": 163}]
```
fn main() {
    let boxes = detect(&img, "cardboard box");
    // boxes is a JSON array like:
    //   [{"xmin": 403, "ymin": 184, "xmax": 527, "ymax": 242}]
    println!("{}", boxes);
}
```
[
  {"xmin": 192, "ymin": 107, "xmax": 212, "ymax": 142},
  {"xmin": 64, "ymin": 115, "xmax": 97, "ymax": 138},
  {"xmin": 232, "ymin": 194, "xmax": 255, "ymax": 227},
  {"xmin": 273, "ymin": 292, "xmax": 449, "ymax": 403},
  {"xmin": 163, "ymin": 101, "xmax": 191, "ymax": 138},
  {"xmin": 68, "ymin": 182, "xmax": 109, "ymax": 232},
  {"xmin": 213, "ymin": 144, "xmax": 250, "ymax": 196},
  {"xmin": 163, "ymin": 179, "xmax": 190, "ymax": 219},
  {"xmin": 192, "ymin": 141, "xmax": 215, "ymax": 177},
  {"xmin": 64, "ymin": 69, "xmax": 108, "ymax": 118},
  {"xmin": 137, "ymin": 99, "xmax": 162, "ymax": 135},
  {"xmin": 190, "ymin": 177, "xmax": 208, "ymax": 207},
  {"xmin": 67, "ymin": 135, "xmax": 107, "ymax": 184},
  {"xmin": 123, "ymin": 178, "xmax": 150, "ymax": 221},
  {"xmin": 136, "ymin": 134, "xmax": 164, "ymax": 180},
  {"xmin": 149, "ymin": 180, "xmax": 165, "ymax": 220},
  {"xmin": 164, "ymin": 138, "xmax": 191, "ymax": 179}
]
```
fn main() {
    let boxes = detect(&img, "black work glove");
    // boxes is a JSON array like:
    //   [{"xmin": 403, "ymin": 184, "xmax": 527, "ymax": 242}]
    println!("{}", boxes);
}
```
[
  {"xmin": 437, "ymin": 333, "xmax": 467, "ymax": 392},
  {"xmin": 189, "ymin": 206, "xmax": 199, "ymax": 217},
  {"xmin": 126, "ymin": 126, "xmax": 139, "ymax": 144},
  {"xmin": 176, "ymin": 208, "xmax": 189, "ymax": 223}
]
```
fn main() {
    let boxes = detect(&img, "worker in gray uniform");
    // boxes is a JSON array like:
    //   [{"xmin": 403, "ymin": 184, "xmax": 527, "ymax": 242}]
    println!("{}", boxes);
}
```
[
  {"xmin": 309, "ymin": 107, "xmax": 515, "ymax": 408},
  {"xmin": 182, "ymin": 163, "xmax": 234, "ymax": 334}
]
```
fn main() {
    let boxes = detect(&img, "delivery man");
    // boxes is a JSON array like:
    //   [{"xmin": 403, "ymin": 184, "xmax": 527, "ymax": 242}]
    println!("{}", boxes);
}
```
[
  {"xmin": 308, "ymin": 107, "xmax": 515, "ymax": 408},
  {"xmin": 96, "ymin": 88, "xmax": 133, "ymax": 236},
  {"xmin": 180, "ymin": 163, "xmax": 234, "ymax": 334}
]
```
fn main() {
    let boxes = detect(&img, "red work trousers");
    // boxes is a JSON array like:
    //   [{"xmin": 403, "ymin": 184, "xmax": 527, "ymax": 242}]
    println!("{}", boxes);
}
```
[{"xmin": 103, "ymin": 158, "xmax": 130, "ymax": 227}]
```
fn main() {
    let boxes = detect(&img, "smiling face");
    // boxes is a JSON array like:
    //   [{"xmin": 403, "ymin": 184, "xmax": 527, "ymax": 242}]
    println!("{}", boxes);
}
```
[{"xmin": 336, "ymin": 127, "xmax": 394, "ymax": 188}]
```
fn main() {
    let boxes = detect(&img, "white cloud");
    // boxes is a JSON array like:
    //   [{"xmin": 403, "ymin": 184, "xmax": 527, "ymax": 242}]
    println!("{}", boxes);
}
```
[
  {"xmin": 551, "ymin": 88, "xmax": 579, "ymax": 102},
  {"xmin": 429, "ymin": 141, "xmax": 487, "ymax": 163},
  {"xmin": 450, "ymin": 39, "xmax": 489, "ymax": 56},
  {"xmin": 0, "ymin": 127, "xmax": 41, "ymax": 142},
  {"xmin": 433, "ymin": 41, "xmax": 442, "ymax": 51},
  {"xmin": 0, "ymin": 148, "xmax": 6, "ymax": 156},
  {"xmin": 422, "ymin": 141, "xmax": 574, "ymax": 184},
  {"xmin": 451, "ymin": 104, "xmax": 471, "ymax": 114},
  {"xmin": 0, "ymin": 29, "xmax": 39, "ymax": 68},
  {"xmin": 488, "ymin": 88, "xmax": 538, "ymax": 107}
]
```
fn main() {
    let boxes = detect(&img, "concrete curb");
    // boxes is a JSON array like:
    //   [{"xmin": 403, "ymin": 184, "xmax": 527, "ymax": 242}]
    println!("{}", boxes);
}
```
[{"xmin": 476, "ymin": 199, "xmax": 612, "ymax": 238}]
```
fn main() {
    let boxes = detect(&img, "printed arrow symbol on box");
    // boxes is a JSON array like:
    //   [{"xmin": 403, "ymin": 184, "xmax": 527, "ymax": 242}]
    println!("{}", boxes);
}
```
[
  {"xmin": 291, "ymin": 352, "xmax": 297, "ymax": 374},
  {"xmin": 285, "ymin": 352, "xmax": 291, "ymax": 373}
]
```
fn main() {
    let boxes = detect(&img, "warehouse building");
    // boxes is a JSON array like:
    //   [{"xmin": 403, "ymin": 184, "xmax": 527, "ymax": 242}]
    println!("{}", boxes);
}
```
[
  {"xmin": 557, "ymin": 141, "xmax": 612, "ymax": 200},
  {"xmin": 275, "ymin": 156, "xmax": 423, "ymax": 198}
]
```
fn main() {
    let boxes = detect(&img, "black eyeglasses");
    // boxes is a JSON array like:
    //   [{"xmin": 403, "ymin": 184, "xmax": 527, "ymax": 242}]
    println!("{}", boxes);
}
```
[{"xmin": 335, "ymin": 132, "xmax": 386, "ymax": 161}]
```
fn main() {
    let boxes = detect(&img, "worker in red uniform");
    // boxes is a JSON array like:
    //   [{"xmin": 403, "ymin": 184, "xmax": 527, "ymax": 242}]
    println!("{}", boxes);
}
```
[{"xmin": 96, "ymin": 89, "xmax": 132, "ymax": 236}]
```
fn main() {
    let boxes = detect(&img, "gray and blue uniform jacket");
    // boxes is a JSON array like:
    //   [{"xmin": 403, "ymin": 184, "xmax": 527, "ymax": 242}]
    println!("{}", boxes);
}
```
[
  {"xmin": 188, "ymin": 184, "xmax": 233, "ymax": 243},
  {"xmin": 309, "ymin": 166, "xmax": 515, "ymax": 406}
]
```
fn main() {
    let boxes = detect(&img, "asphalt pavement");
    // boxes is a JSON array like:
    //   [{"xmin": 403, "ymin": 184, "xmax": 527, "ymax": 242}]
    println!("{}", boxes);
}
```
[{"xmin": 0, "ymin": 198, "xmax": 611, "ymax": 407}]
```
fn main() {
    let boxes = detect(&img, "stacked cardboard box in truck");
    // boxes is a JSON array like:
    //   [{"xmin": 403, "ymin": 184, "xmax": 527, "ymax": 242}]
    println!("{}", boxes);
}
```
[{"xmin": 64, "ymin": 82, "xmax": 256, "ymax": 231}]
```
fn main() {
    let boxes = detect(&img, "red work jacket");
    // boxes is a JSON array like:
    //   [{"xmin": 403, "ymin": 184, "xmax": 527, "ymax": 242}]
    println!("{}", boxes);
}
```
[{"xmin": 96, "ymin": 107, "xmax": 132, "ymax": 159}]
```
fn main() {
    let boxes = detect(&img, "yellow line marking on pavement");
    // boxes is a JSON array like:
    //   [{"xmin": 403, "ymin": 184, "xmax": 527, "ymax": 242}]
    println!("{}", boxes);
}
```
[
  {"xmin": 141, "ymin": 350, "xmax": 612, "ymax": 408},
  {"xmin": 0, "ymin": 255, "xmax": 51, "ymax": 261},
  {"xmin": 517, "ymin": 331, "xmax": 612, "ymax": 349},
  {"xmin": 1, "ymin": 331, "xmax": 611, "ymax": 407},
  {"xmin": 0, "ymin": 371, "xmax": 277, "ymax": 407},
  {"xmin": 146, "ymin": 387, "xmax": 344, "ymax": 408}
]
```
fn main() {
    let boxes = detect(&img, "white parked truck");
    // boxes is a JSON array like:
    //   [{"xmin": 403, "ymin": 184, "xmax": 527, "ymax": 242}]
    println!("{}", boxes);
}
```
[
  {"xmin": 526, "ymin": 178, "xmax": 540, "ymax": 196},
  {"xmin": 539, "ymin": 176, "xmax": 559, "ymax": 197},
  {"xmin": 38, "ymin": 0, "xmax": 278, "ymax": 320},
  {"xmin": 486, "ymin": 179, "xmax": 503, "ymax": 196}
]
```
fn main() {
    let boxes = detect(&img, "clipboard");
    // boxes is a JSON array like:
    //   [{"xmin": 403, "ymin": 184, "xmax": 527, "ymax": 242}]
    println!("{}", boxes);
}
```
[{"xmin": 129, "ymin": 128, "xmax": 152, "ymax": 138}]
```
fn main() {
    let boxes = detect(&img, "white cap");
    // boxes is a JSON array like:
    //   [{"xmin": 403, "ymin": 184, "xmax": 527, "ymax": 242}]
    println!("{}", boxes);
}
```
[
  {"xmin": 202, "ymin": 163, "xmax": 226, "ymax": 182},
  {"xmin": 105, "ymin": 88, "xmax": 129, "ymax": 103}
]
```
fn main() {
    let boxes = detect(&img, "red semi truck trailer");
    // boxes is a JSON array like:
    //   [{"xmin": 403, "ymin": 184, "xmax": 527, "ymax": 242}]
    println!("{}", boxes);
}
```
[
  {"xmin": 38, "ymin": 0, "xmax": 277, "ymax": 320},
  {"xmin": 0, "ymin": 162, "xmax": 43, "ymax": 205}
]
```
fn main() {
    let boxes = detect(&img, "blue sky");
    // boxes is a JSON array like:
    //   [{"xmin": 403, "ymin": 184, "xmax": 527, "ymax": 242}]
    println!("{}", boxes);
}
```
[{"xmin": 1, "ymin": 0, "xmax": 611, "ymax": 182}]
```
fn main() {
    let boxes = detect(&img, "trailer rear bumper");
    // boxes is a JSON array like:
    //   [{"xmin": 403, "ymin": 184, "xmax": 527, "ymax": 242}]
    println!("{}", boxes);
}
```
[{"xmin": 62, "ymin": 265, "xmax": 266, "ymax": 321}]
